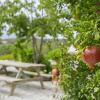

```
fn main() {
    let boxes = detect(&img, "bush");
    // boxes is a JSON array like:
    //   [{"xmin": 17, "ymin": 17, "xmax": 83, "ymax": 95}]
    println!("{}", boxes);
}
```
[
  {"xmin": 13, "ymin": 42, "xmax": 33, "ymax": 63},
  {"xmin": 39, "ymin": 55, "xmax": 51, "ymax": 73},
  {"xmin": 47, "ymin": 48, "xmax": 62, "ymax": 62},
  {"xmin": 40, "ymin": 48, "xmax": 62, "ymax": 73},
  {"xmin": 0, "ymin": 54, "xmax": 14, "ymax": 60},
  {"xmin": 0, "ymin": 44, "xmax": 13, "ymax": 55},
  {"xmin": 59, "ymin": 47, "xmax": 100, "ymax": 100}
]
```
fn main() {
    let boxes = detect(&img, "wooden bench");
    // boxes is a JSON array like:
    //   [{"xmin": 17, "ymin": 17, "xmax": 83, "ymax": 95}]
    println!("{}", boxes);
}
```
[
  {"xmin": 0, "ymin": 75, "xmax": 22, "ymax": 95},
  {"xmin": 0, "ymin": 60, "xmax": 45, "ymax": 95},
  {"xmin": 0, "ymin": 75, "xmax": 45, "ymax": 95}
]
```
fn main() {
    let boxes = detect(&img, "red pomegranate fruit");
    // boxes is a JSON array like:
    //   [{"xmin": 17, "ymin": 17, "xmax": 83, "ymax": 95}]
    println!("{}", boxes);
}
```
[
  {"xmin": 52, "ymin": 68, "xmax": 59, "ymax": 77},
  {"xmin": 81, "ymin": 45, "xmax": 100, "ymax": 69},
  {"xmin": 51, "ymin": 68, "xmax": 59, "ymax": 81}
]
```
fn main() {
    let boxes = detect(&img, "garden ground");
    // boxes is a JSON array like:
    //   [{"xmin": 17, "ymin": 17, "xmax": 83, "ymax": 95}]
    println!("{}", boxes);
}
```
[{"xmin": 0, "ymin": 81, "xmax": 63, "ymax": 100}]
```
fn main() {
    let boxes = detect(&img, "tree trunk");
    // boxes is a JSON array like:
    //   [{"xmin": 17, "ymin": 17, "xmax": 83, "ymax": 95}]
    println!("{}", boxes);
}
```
[
  {"xmin": 32, "ymin": 34, "xmax": 38, "ymax": 63},
  {"xmin": 32, "ymin": 34, "xmax": 44, "ymax": 63},
  {"xmin": 38, "ymin": 36, "xmax": 44, "ymax": 63}
]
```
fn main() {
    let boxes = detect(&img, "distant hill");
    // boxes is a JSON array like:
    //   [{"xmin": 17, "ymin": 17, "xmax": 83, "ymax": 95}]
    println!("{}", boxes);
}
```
[{"xmin": 0, "ymin": 38, "xmax": 16, "ymax": 44}]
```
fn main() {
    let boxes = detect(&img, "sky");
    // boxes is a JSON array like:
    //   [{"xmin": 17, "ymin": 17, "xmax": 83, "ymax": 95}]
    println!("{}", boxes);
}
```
[{"xmin": 1, "ymin": 33, "xmax": 16, "ymax": 39}]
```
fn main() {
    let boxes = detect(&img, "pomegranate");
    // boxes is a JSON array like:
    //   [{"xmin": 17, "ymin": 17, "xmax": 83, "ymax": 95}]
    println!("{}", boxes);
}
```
[
  {"xmin": 81, "ymin": 45, "xmax": 100, "ymax": 69},
  {"xmin": 51, "ymin": 68, "xmax": 59, "ymax": 81},
  {"xmin": 52, "ymin": 68, "xmax": 59, "ymax": 77}
]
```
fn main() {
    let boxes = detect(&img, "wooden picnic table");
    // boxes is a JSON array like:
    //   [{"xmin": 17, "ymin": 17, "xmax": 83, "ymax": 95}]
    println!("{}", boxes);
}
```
[{"xmin": 0, "ymin": 60, "xmax": 45, "ymax": 95}]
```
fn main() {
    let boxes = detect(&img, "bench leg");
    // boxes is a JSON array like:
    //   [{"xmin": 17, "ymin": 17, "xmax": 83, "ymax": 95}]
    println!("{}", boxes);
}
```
[
  {"xmin": 40, "ymin": 76, "xmax": 44, "ymax": 89},
  {"xmin": 0, "ymin": 66, "xmax": 8, "ymax": 75},
  {"xmin": 37, "ymin": 70, "xmax": 44, "ymax": 89},
  {"xmin": 16, "ymin": 68, "xmax": 22, "ymax": 78},
  {"xmin": 9, "ymin": 83, "xmax": 16, "ymax": 96},
  {"xmin": 4, "ymin": 66, "xmax": 9, "ymax": 75}
]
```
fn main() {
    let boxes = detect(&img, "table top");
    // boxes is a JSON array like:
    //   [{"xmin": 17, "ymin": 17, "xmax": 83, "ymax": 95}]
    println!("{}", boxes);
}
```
[{"xmin": 0, "ymin": 60, "xmax": 45, "ymax": 69}]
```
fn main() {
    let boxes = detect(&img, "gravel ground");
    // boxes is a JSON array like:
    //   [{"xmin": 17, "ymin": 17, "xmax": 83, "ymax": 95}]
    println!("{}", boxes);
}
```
[{"xmin": 0, "ymin": 81, "xmax": 63, "ymax": 100}]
